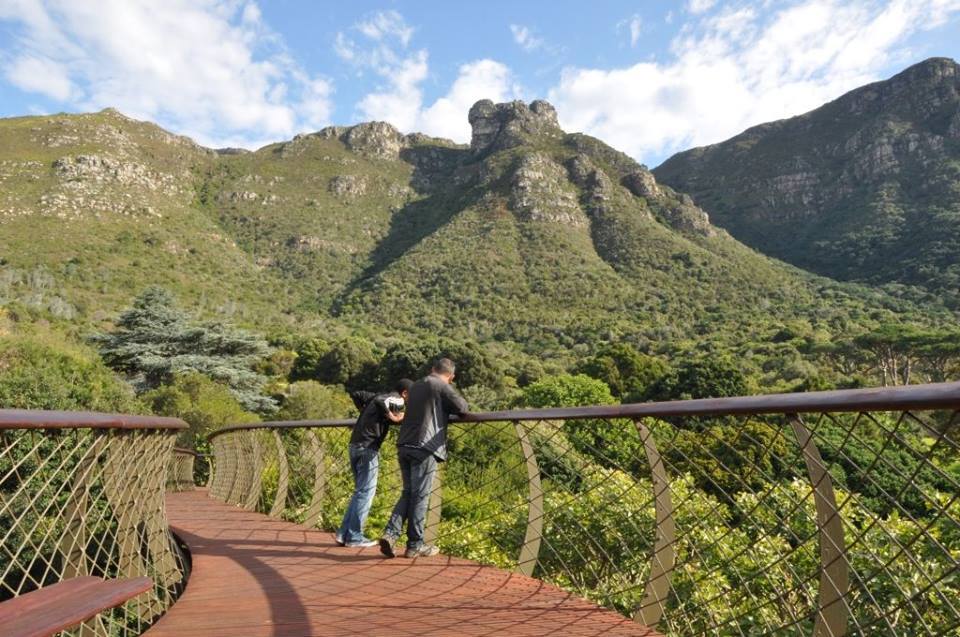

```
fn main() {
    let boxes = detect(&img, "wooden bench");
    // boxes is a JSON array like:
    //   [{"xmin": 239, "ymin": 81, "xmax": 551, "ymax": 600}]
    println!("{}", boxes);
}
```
[{"xmin": 0, "ymin": 576, "xmax": 152, "ymax": 637}]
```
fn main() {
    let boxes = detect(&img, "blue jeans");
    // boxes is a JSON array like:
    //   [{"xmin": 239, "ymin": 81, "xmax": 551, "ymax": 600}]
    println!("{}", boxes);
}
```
[
  {"xmin": 384, "ymin": 447, "xmax": 438, "ymax": 549},
  {"xmin": 337, "ymin": 445, "xmax": 380, "ymax": 543}
]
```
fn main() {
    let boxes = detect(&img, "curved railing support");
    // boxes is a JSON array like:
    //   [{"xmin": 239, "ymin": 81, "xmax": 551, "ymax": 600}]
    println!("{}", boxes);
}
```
[
  {"xmin": 0, "ymin": 410, "xmax": 189, "ymax": 635},
  {"xmin": 269, "ymin": 430, "xmax": 290, "ymax": 518},
  {"xmin": 634, "ymin": 418, "xmax": 676, "ymax": 628},
  {"xmin": 789, "ymin": 414, "xmax": 850, "ymax": 637},
  {"xmin": 514, "ymin": 420, "xmax": 544, "ymax": 577},
  {"xmin": 244, "ymin": 434, "xmax": 263, "ymax": 511},
  {"xmin": 304, "ymin": 429, "xmax": 326, "ymax": 528}
]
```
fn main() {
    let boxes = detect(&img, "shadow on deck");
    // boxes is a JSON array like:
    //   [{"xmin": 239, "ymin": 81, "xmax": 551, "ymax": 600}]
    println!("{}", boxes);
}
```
[{"xmin": 147, "ymin": 490, "xmax": 660, "ymax": 637}]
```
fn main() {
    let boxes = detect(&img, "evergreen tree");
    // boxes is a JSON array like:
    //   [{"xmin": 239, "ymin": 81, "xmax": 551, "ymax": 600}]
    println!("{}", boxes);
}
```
[{"xmin": 93, "ymin": 287, "xmax": 276, "ymax": 412}]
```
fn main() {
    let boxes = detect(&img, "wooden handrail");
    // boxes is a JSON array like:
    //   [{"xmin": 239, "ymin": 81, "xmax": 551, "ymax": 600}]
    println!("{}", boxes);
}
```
[
  {"xmin": 208, "ymin": 381, "xmax": 960, "ymax": 440},
  {"xmin": 0, "ymin": 410, "xmax": 187, "ymax": 430}
]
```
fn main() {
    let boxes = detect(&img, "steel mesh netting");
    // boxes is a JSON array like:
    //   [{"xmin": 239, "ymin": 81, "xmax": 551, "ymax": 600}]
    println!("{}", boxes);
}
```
[
  {"xmin": 166, "ymin": 450, "xmax": 196, "ymax": 493},
  {"xmin": 206, "ymin": 407, "xmax": 960, "ymax": 637},
  {"xmin": 208, "ymin": 426, "xmax": 413, "ymax": 535},
  {"xmin": 0, "ymin": 427, "xmax": 188, "ymax": 636}
]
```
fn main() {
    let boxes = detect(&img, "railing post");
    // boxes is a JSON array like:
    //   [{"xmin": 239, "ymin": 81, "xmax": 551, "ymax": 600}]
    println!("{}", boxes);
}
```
[
  {"xmin": 269, "ymin": 430, "xmax": 290, "ymax": 518},
  {"xmin": 788, "ymin": 414, "xmax": 849, "ymax": 637},
  {"xmin": 514, "ymin": 420, "xmax": 543, "ymax": 577},
  {"xmin": 634, "ymin": 418, "xmax": 676, "ymax": 629},
  {"xmin": 304, "ymin": 429, "xmax": 326, "ymax": 528},
  {"xmin": 244, "ymin": 433, "xmax": 263, "ymax": 511}
]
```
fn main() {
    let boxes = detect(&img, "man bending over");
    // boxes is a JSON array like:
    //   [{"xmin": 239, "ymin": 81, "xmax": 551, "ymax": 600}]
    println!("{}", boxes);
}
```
[{"xmin": 336, "ymin": 378, "xmax": 414, "ymax": 548}]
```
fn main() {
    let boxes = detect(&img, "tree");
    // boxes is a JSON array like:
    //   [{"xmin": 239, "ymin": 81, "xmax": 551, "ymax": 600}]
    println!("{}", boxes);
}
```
[
  {"xmin": 519, "ymin": 373, "xmax": 615, "ymax": 409},
  {"xmin": 276, "ymin": 381, "xmax": 357, "ymax": 420},
  {"xmin": 289, "ymin": 337, "xmax": 330, "ymax": 382},
  {"xmin": 576, "ymin": 343, "xmax": 668, "ymax": 400},
  {"xmin": 93, "ymin": 287, "xmax": 276, "ymax": 412},
  {"xmin": 143, "ymin": 373, "xmax": 257, "ymax": 451},
  {"xmin": 0, "ymin": 334, "xmax": 141, "ymax": 412},
  {"xmin": 314, "ymin": 336, "xmax": 379, "ymax": 391},
  {"xmin": 853, "ymin": 324, "xmax": 926, "ymax": 386},
  {"xmin": 381, "ymin": 338, "xmax": 503, "ymax": 389},
  {"xmin": 644, "ymin": 355, "xmax": 749, "ymax": 403}
]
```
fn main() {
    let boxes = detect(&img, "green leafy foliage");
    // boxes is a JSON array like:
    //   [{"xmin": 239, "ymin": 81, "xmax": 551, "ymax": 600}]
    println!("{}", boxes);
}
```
[
  {"xmin": 94, "ymin": 287, "xmax": 276, "ymax": 412},
  {"xmin": 275, "ymin": 381, "xmax": 356, "ymax": 420},
  {"xmin": 0, "ymin": 332, "xmax": 141, "ymax": 412},
  {"xmin": 575, "ymin": 343, "xmax": 668, "ymax": 399},
  {"xmin": 142, "ymin": 372, "xmax": 257, "ymax": 451}
]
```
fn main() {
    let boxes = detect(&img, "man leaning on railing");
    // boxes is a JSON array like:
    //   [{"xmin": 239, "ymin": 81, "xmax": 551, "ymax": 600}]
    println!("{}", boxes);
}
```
[{"xmin": 379, "ymin": 358, "xmax": 469, "ymax": 558}]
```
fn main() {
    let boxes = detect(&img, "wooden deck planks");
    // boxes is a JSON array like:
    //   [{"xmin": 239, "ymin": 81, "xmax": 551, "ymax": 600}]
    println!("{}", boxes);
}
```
[{"xmin": 147, "ymin": 490, "xmax": 661, "ymax": 637}]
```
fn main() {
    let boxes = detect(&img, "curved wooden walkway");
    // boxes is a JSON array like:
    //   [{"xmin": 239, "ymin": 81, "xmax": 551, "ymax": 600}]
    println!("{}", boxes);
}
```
[{"xmin": 148, "ymin": 490, "xmax": 661, "ymax": 637}]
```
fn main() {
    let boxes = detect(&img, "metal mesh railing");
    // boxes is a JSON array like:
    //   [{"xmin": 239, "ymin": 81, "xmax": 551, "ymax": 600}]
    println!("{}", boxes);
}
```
[
  {"xmin": 0, "ymin": 410, "xmax": 189, "ymax": 636},
  {"xmin": 167, "ymin": 448, "xmax": 199, "ymax": 492},
  {"xmin": 206, "ymin": 382, "xmax": 960, "ymax": 636}
]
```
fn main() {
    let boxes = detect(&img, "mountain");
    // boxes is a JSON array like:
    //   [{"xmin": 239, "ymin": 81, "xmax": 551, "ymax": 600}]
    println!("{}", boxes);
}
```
[
  {"xmin": 654, "ymin": 57, "xmax": 960, "ymax": 308},
  {"xmin": 0, "ymin": 99, "xmax": 945, "ymax": 378}
]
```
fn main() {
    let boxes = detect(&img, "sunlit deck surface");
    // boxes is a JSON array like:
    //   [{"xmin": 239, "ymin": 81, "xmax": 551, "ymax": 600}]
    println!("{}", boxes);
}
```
[{"xmin": 147, "ymin": 490, "xmax": 661, "ymax": 637}]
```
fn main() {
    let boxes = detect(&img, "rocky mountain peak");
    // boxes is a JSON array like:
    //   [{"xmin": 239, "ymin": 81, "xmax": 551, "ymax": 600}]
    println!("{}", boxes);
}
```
[
  {"xmin": 468, "ymin": 99, "xmax": 562, "ymax": 156},
  {"xmin": 835, "ymin": 56, "xmax": 958, "ymax": 118}
]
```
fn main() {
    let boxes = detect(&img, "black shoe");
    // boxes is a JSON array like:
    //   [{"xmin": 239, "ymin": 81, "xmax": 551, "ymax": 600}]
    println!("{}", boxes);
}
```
[
  {"xmin": 404, "ymin": 544, "xmax": 440, "ymax": 558},
  {"xmin": 379, "ymin": 535, "xmax": 397, "ymax": 558}
]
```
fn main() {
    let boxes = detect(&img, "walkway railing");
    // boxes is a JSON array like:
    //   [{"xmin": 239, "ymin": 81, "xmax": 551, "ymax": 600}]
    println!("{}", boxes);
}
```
[
  {"xmin": 0, "ymin": 410, "xmax": 190, "ymax": 636},
  {"xmin": 167, "ymin": 448, "xmax": 201, "ymax": 492},
  {"xmin": 207, "ymin": 382, "xmax": 960, "ymax": 636}
]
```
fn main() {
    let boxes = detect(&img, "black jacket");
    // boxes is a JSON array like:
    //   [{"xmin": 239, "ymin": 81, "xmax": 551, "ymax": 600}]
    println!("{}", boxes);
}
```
[
  {"xmin": 396, "ymin": 375, "xmax": 468, "ymax": 461},
  {"xmin": 349, "ymin": 391, "xmax": 405, "ymax": 451}
]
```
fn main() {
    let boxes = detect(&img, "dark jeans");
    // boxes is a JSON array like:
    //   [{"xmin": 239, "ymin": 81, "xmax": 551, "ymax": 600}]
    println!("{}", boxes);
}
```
[
  {"xmin": 384, "ymin": 446, "xmax": 438, "ymax": 549},
  {"xmin": 337, "ymin": 444, "xmax": 380, "ymax": 543}
]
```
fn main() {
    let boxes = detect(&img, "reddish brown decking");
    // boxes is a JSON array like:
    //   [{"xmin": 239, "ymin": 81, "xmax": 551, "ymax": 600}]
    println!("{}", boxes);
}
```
[{"xmin": 148, "ymin": 490, "xmax": 662, "ymax": 637}]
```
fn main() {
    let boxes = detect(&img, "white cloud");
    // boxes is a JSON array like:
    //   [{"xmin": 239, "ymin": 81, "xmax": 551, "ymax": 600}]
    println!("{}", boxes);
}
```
[
  {"xmin": 0, "ymin": 0, "xmax": 333, "ymax": 148},
  {"xmin": 342, "ymin": 10, "xmax": 520, "ymax": 141},
  {"xmin": 357, "ymin": 10, "xmax": 413, "ymax": 46},
  {"xmin": 418, "ymin": 60, "xmax": 520, "ymax": 140},
  {"xmin": 357, "ymin": 50, "xmax": 429, "ymax": 130},
  {"xmin": 6, "ymin": 55, "xmax": 74, "ymax": 100},
  {"xmin": 548, "ymin": 0, "xmax": 960, "ymax": 165},
  {"xmin": 687, "ymin": 0, "xmax": 718, "ymax": 14},
  {"xmin": 618, "ymin": 14, "xmax": 643, "ymax": 47},
  {"xmin": 510, "ymin": 24, "xmax": 544, "ymax": 52}
]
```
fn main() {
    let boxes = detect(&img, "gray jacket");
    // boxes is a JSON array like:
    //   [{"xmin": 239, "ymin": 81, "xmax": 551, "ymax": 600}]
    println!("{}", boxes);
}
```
[{"xmin": 396, "ymin": 374, "xmax": 468, "ymax": 461}]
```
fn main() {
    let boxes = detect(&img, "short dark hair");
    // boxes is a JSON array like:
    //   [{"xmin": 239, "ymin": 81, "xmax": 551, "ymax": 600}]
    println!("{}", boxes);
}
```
[
  {"xmin": 395, "ymin": 378, "xmax": 414, "ymax": 393},
  {"xmin": 432, "ymin": 358, "xmax": 456, "ymax": 375}
]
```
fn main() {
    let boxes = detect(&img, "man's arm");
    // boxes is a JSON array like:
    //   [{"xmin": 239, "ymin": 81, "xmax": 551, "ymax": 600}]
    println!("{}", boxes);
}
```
[
  {"xmin": 442, "ymin": 383, "xmax": 469, "ymax": 415},
  {"xmin": 350, "ymin": 390, "xmax": 377, "ymax": 412}
]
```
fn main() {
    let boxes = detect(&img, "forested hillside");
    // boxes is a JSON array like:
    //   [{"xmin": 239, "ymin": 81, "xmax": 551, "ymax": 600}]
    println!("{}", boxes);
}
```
[{"xmin": 655, "ymin": 57, "xmax": 960, "ymax": 308}]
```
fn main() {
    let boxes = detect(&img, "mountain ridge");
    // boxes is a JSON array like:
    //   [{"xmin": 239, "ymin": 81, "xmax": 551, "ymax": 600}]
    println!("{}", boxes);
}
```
[
  {"xmin": 0, "ymin": 92, "xmax": 951, "ymax": 385},
  {"xmin": 654, "ymin": 57, "xmax": 960, "ymax": 307}
]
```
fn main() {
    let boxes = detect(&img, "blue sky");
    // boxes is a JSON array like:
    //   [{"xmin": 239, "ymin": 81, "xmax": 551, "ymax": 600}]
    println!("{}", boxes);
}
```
[{"xmin": 1, "ymin": 1, "xmax": 958, "ymax": 166}]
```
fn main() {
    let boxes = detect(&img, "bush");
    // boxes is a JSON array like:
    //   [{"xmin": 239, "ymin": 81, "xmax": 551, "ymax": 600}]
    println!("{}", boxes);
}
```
[
  {"xmin": 0, "ymin": 334, "xmax": 141, "ymax": 412},
  {"xmin": 276, "ymin": 381, "xmax": 357, "ymax": 420},
  {"xmin": 142, "ymin": 373, "xmax": 258, "ymax": 451}
]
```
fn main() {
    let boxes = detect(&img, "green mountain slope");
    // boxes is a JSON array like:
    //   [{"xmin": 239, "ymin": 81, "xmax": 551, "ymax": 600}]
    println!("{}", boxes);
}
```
[
  {"xmin": 654, "ymin": 57, "xmax": 960, "ymax": 308},
  {"xmin": 0, "ymin": 98, "xmax": 949, "ymax": 377}
]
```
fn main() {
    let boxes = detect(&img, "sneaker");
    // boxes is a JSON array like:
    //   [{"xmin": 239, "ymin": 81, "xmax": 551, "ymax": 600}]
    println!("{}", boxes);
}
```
[
  {"xmin": 379, "ymin": 535, "xmax": 397, "ymax": 558},
  {"xmin": 404, "ymin": 544, "xmax": 440, "ymax": 558},
  {"xmin": 345, "ymin": 538, "xmax": 378, "ymax": 548},
  {"xmin": 334, "ymin": 534, "xmax": 345, "ymax": 547}
]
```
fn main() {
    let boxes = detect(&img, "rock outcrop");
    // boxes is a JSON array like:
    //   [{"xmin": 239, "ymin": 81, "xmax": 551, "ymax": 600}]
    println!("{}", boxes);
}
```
[
  {"xmin": 468, "ymin": 99, "xmax": 562, "ymax": 156},
  {"xmin": 510, "ymin": 153, "xmax": 586, "ymax": 226}
]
